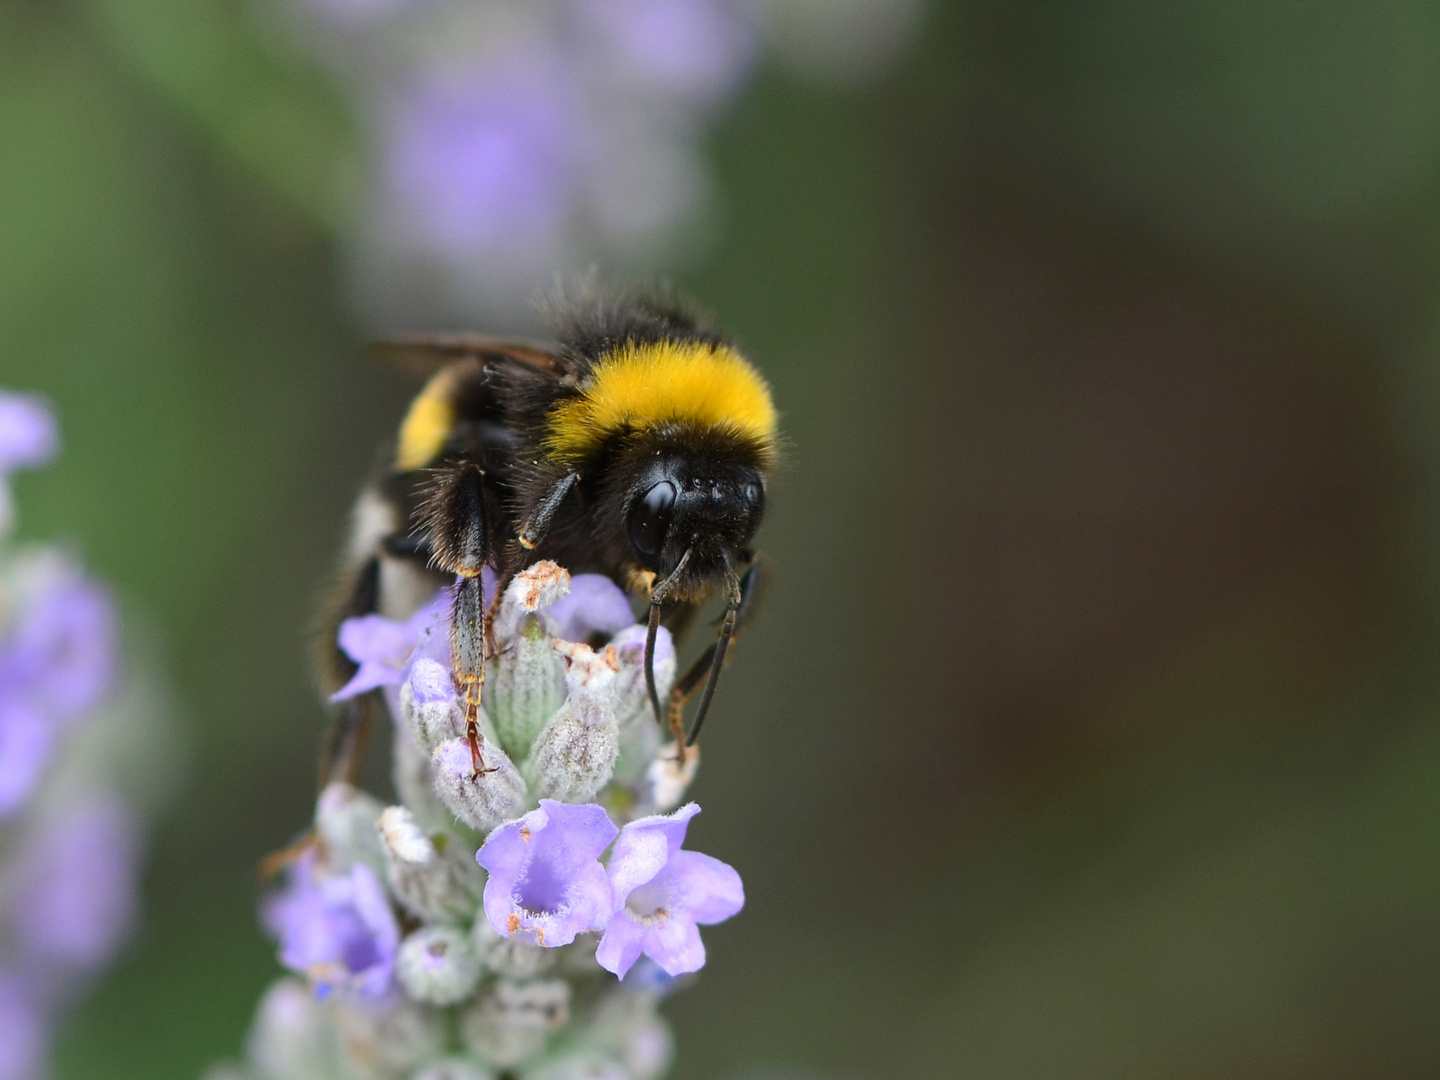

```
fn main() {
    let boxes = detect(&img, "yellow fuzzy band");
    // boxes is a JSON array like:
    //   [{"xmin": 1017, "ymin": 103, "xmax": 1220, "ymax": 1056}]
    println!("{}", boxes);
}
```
[
  {"xmin": 545, "ymin": 341, "xmax": 777, "ymax": 465},
  {"xmin": 396, "ymin": 368, "xmax": 458, "ymax": 471}
]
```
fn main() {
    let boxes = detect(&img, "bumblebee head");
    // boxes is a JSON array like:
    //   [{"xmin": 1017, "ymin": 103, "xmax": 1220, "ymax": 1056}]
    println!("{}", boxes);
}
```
[{"xmin": 621, "ymin": 448, "xmax": 765, "ymax": 598}]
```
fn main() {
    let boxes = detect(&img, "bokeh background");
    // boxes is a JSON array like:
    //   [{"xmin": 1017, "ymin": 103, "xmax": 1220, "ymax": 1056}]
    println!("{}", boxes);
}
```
[{"xmin": 6, "ymin": 0, "xmax": 1440, "ymax": 1076}]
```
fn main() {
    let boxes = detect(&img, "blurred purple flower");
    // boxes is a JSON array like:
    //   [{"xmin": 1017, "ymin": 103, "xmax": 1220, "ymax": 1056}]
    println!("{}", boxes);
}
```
[
  {"xmin": 577, "ymin": 0, "xmax": 757, "ymax": 102},
  {"xmin": 596, "ymin": 803, "xmax": 742, "ymax": 979},
  {"xmin": 331, "ymin": 589, "xmax": 449, "ymax": 702},
  {"xmin": 0, "ymin": 570, "xmax": 116, "ymax": 815},
  {"xmin": 383, "ymin": 62, "xmax": 586, "ymax": 256},
  {"xmin": 1, "ymin": 575, "xmax": 116, "ymax": 720},
  {"xmin": 477, "ymin": 799, "xmax": 618, "ymax": 948},
  {"xmin": 0, "ymin": 393, "xmax": 57, "ymax": 475},
  {"xmin": 9, "ymin": 798, "xmax": 141, "ymax": 974},
  {"xmin": 264, "ymin": 854, "xmax": 400, "ymax": 999},
  {"xmin": 0, "ymin": 703, "xmax": 52, "ymax": 818},
  {"xmin": 546, "ymin": 574, "xmax": 636, "ymax": 643},
  {"xmin": 0, "ymin": 972, "xmax": 43, "ymax": 1080}
]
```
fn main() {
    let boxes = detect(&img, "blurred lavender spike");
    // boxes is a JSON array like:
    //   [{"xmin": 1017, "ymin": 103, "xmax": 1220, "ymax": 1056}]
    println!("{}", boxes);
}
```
[{"xmin": 0, "ymin": 390, "xmax": 179, "ymax": 1080}]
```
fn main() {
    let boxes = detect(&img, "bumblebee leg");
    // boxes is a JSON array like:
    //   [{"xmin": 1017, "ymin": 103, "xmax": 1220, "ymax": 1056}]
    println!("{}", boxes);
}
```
[
  {"xmin": 667, "ymin": 557, "xmax": 764, "ymax": 752},
  {"xmin": 517, "ymin": 471, "xmax": 579, "ymax": 550},
  {"xmin": 382, "ymin": 532, "xmax": 433, "ymax": 560},
  {"xmin": 317, "ymin": 555, "xmax": 381, "ymax": 788},
  {"xmin": 422, "ymin": 463, "xmax": 496, "ymax": 776}
]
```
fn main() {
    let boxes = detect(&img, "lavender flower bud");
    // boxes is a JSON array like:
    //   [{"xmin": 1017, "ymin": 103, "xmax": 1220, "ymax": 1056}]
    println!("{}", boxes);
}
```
[
  {"xmin": 392, "ymin": 721, "xmax": 454, "ymax": 834},
  {"xmin": 489, "ymin": 613, "xmax": 566, "ymax": 761},
  {"xmin": 245, "ymin": 978, "xmax": 342, "ymax": 1080},
  {"xmin": 491, "ymin": 561, "xmax": 571, "ymax": 643},
  {"xmin": 412, "ymin": 1059, "xmax": 497, "ymax": 1080},
  {"xmin": 637, "ymin": 743, "xmax": 699, "ymax": 816},
  {"xmin": 460, "ymin": 979, "xmax": 570, "ymax": 1069},
  {"xmin": 315, "ymin": 782, "xmax": 386, "ymax": 876},
  {"xmin": 377, "ymin": 806, "xmax": 483, "ymax": 923},
  {"xmin": 332, "ymin": 997, "xmax": 446, "ymax": 1080},
  {"xmin": 400, "ymin": 660, "xmax": 468, "ymax": 752},
  {"xmin": 519, "ymin": 1053, "xmax": 627, "ymax": 1080},
  {"xmin": 471, "ymin": 916, "xmax": 558, "ymax": 980},
  {"xmin": 431, "ymin": 737, "xmax": 527, "ymax": 832},
  {"xmin": 397, "ymin": 926, "xmax": 483, "ymax": 1006},
  {"xmin": 586, "ymin": 987, "xmax": 674, "ymax": 1080},
  {"xmin": 525, "ymin": 641, "xmax": 620, "ymax": 804},
  {"xmin": 608, "ymin": 624, "xmax": 674, "ymax": 787}
]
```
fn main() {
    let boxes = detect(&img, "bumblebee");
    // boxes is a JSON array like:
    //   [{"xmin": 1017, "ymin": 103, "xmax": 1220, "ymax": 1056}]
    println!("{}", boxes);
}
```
[{"xmin": 320, "ymin": 289, "xmax": 777, "ymax": 785}]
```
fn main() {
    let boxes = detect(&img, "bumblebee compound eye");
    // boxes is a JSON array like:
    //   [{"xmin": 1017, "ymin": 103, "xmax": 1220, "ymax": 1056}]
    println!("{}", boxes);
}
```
[{"xmin": 628, "ymin": 480, "xmax": 677, "ymax": 562}]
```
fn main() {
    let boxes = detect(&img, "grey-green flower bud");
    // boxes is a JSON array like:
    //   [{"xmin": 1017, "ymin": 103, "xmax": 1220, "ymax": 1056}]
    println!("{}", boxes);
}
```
[
  {"xmin": 333, "ymin": 997, "xmax": 446, "ymax": 1080},
  {"xmin": 525, "ymin": 641, "xmax": 619, "ymax": 803},
  {"xmin": 315, "ymin": 783, "xmax": 386, "ymax": 877},
  {"xmin": 633, "ymin": 742, "xmax": 699, "ymax": 816},
  {"xmin": 460, "ymin": 979, "xmax": 570, "ymax": 1069},
  {"xmin": 431, "ymin": 737, "xmax": 527, "ymax": 832},
  {"xmin": 411, "ymin": 1058, "xmax": 497, "ymax": 1080},
  {"xmin": 392, "ymin": 723, "xmax": 454, "ymax": 834},
  {"xmin": 490, "ymin": 614, "xmax": 567, "ymax": 761},
  {"xmin": 586, "ymin": 992, "xmax": 674, "ymax": 1080},
  {"xmin": 400, "ymin": 673, "xmax": 468, "ymax": 752},
  {"xmin": 519, "ymin": 1052, "xmax": 627, "ymax": 1080},
  {"xmin": 397, "ymin": 926, "xmax": 483, "ymax": 1006},
  {"xmin": 472, "ymin": 913, "xmax": 558, "ymax": 979},
  {"xmin": 245, "ymin": 979, "xmax": 342, "ymax": 1080},
  {"xmin": 378, "ymin": 806, "xmax": 483, "ymax": 924}
]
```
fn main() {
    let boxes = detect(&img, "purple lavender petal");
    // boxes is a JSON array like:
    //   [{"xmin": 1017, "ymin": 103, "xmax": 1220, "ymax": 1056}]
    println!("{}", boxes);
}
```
[
  {"xmin": 265, "ymin": 855, "xmax": 399, "ymax": 999},
  {"xmin": 477, "ymin": 800, "xmax": 618, "ymax": 948},
  {"xmin": 605, "ymin": 803, "xmax": 698, "ymax": 904},
  {"xmin": 646, "ymin": 913, "xmax": 706, "ymax": 976},
  {"xmin": 331, "ymin": 589, "xmax": 451, "ymax": 703},
  {"xmin": 577, "ymin": 0, "xmax": 758, "ymax": 102},
  {"xmin": 4, "ymin": 576, "xmax": 115, "ymax": 720},
  {"xmin": 593, "ymin": 913, "xmax": 647, "ymax": 979},
  {"xmin": 0, "ymin": 972, "xmax": 43, "ymax": 1080},
  {"xmin": 663, "ymin": 849, "xmax": 743, "ymax": 924},
  {"xmin": 383, "ymin": 60, "xmax": 585, "ymax": 255},
  {"xmin": 9, "ymin": 798, "xmax": 141, "ymax": 972},
  {"xmin": 0, "ymin": 393, "xmax": 57, "ymax": 474},
  {"xmin": 597, "ymin": 803, "xmax": 742, "ymax": 980},
  {"xmin": 0, "ymin": 702, "xmax": 53, "ymax": 817},
  {"xmin": 545, "ymin": 574, "xmax": 636, "ymax": 643}
]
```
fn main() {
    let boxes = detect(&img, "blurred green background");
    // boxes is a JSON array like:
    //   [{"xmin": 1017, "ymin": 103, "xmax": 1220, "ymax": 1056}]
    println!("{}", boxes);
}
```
[{"xmin": 6, "ymin": 0, "xmax": 1440, "ymax": 1077}]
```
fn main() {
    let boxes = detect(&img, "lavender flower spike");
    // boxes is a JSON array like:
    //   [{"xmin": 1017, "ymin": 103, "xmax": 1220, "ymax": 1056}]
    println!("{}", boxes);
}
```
[
  {"xmin": 477, "ymin": 800, "xmax": 618, "ymax": 948},
  {"xmin": 597, "ymin": 803, "xmax": 743, "ymax": 979}
]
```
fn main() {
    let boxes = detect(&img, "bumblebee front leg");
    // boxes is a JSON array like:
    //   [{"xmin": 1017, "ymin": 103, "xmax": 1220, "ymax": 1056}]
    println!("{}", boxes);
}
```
[
  {"xmin": 421, "ymin": 463, "xmax": 495, "ymax": 777},
  {"xmin": 668, "ymin": 557, "xmax": 764, "ymax": 753},
  {"xmin": 517, "ymin": 471, "xmax": 579, "ymax": 550}
]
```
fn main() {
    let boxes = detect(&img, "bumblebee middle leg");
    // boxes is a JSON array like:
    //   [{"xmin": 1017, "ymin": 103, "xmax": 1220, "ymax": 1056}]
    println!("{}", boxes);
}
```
[{"xmin": 317, "ymin": 555, "xmax": 380, "ymax": 788}]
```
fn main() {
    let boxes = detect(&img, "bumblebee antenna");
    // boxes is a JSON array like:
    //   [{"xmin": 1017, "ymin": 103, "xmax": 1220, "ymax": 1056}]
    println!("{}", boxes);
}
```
[
  {"xmin": 685, "ymin": 571, "xmax": 742, "ymax": 747},
  {"xmin": 645, "ymin": 548, "xmax": 692, "ymax": 724}
]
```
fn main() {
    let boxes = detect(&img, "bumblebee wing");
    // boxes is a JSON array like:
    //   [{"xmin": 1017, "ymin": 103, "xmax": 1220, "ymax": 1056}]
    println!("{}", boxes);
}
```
[{"xmin": 370, "ymin": 334, "xmax": 566, "ymax": 380}]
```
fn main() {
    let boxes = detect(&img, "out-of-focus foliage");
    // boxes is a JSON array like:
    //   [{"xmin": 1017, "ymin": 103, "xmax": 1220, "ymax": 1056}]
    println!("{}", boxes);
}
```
[{"xmin": 4, "ymin": 0, "xmax": 1440, "ymax": 1078}]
